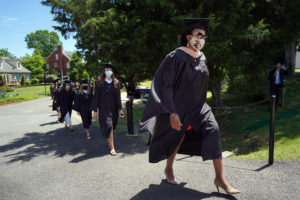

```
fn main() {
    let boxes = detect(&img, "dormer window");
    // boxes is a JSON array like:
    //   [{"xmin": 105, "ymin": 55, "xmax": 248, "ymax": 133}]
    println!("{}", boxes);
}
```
[{"xmin": 17, "ymin": 62, "xmax": 21, "ymax": 69}]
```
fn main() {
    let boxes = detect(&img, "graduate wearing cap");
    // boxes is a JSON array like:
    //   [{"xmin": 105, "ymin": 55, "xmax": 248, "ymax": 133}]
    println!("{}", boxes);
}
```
[
  {"xmin": 139, "ymin": 18, "xmax": 240, "ymax": 195},
  {"xmin": 57, "ymin": 80, "xmax": 76, "ymax": 131},
  {"xmin": 73, "ymin": 79, "xmax": 93, "ymax": 139},
  {"xmin": 91, "ymin": 63, "xmax": 124, "ymax": 156}
]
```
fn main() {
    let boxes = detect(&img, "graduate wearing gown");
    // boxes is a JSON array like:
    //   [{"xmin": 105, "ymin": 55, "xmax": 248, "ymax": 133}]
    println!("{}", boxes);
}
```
[
  {"xmin": 91, "ymin": 64, "xmax": 124, "ymax": 156},
  {"xmin": 52, "ymin": 79, "xmax": 62, "ymax": 111},
  {"xmin": 73, "ymin": 79, "xmax": 93, "ymax": 139},
  {"xmin": 139, "ymin": 18, "xmax": 240, "ymax": 195},
  {"xmin": 57, "ymin": 80, "xmax": 76, "ymax": 131}
]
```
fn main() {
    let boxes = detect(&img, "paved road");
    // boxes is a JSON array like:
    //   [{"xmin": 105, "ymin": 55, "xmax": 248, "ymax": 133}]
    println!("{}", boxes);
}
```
[{"xmin": 0, "ymin": 98, "xmax": 299, "ymax": 200}]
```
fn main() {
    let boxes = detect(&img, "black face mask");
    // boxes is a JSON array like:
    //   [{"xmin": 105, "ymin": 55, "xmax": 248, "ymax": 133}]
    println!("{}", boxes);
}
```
[{"xmin": 82, "ymin": 86, "xmax": 88, "ymax": 90}]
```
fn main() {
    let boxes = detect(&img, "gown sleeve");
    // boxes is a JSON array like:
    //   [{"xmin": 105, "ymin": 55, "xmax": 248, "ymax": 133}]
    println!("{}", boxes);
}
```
[
  {"xmin": 73, "ymin": 93, "xmax": 80, "ymax": 112},
  {"xmin": 140, "ymin": 51, "xmax": 180, "ymax": 133},
  {"xmin": 90, "ymin": 83, "xmax": 100, "ymax": 112},
  {"xmin": 115, "ymin": 82, "xmax": 122, "ymax": 110}
]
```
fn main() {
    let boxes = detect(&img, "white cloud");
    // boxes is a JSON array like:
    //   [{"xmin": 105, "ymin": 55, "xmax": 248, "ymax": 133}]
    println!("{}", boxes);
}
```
[{"xmin": 1, "ymin": 16, "xmax": 19, "ymax": 27}]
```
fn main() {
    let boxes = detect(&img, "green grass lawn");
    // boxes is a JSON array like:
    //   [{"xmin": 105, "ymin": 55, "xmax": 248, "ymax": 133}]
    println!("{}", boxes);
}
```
[
  {"xmin": 215, "ymin": 71, "xmax": 300, "ymax": 161},
  {"xmin": 0, "ymin": 85, "xmax": 50, "ymax": 104}
]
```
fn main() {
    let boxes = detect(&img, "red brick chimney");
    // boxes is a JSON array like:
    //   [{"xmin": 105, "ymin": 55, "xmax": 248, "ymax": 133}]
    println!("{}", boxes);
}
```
[{"xmin": 57, "ymin": 45, "xmax": 63, "ymax": 75}]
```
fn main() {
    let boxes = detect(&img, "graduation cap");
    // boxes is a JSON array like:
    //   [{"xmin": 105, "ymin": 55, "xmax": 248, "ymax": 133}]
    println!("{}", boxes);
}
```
[
  {"xmin": 63, "ymin": 76, "xmax": 69, "ymax": 80},
  {"xmin": 184, "ymin": 18, "xmax": 209, "ymax": 32},
  {"xmin": 103, "ymin": 63, "xmax": 114, "ymax": 69},
  {"xmin": 64, "ymin": 80, "xmax": 72, "ymax": 84},
  {"xmin": 81, "ymin": 78, "xmax": 88, "ymax": 84}
]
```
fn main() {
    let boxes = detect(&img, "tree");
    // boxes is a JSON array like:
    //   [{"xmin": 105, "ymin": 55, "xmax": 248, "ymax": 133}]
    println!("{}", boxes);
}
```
[
  {"xmin": 42, "ymin": 0, "xmax": 300, "ymax": 106},
  {"xmin": 24, "ymin": 30, "xmax": 62, "ymax": 58},
  {"xmin": 21, "ymin": 75, "xmax": 25, "ymax": 86},
  {"xmin": 0, "ymin": 48, "xmax": 15, "ymax": 58},
  {"xmin": 69, "ymin": 52, "xmax": 85, "ymax": 80},
  {"xmin": 21, "ymin": 54, "xmax": 45, "ymax": 79}
]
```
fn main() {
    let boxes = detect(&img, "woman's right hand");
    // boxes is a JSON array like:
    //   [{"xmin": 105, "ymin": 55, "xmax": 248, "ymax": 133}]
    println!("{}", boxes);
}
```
[
  {"xmin": 170, "ymin": 113, "xmax": 182, "ymax": 131},
  {"xmin": 93, "ymin": 111, "xmax": 98, "ymax": 119}
]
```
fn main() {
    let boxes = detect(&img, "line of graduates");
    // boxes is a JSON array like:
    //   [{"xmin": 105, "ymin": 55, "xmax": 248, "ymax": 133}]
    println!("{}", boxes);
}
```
[{"xmin": 51, "ymin": 64, "xmax": 123, "ymax": 156}]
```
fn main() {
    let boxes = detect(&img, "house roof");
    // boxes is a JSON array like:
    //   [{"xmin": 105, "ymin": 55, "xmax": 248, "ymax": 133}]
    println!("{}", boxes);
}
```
[
  {"xmin": 45, "ymin": 47, "xmax": 73, "ymax": 61},
  {"xmin": 0, "ymin": 57, "xmax": 31, "ymax": 73},
  {"xmin": 63, "ymin": 50, "xmax": 73, "ymax": 59}
]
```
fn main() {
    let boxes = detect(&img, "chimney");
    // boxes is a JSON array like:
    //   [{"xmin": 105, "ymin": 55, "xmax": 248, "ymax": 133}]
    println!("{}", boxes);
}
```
[{"xmin": 57, "ymin": 45, "xmax": 63, "ymax": 75}]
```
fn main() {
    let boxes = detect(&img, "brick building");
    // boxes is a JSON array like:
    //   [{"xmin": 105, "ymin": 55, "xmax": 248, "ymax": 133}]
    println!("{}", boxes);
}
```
[
  {"xmin": 0, "ymin": 57, "xmax": 31, "ymax": 85},
  {"xmin": 45, "ymin": 45, "xmax": 73, "ymax": 76}
]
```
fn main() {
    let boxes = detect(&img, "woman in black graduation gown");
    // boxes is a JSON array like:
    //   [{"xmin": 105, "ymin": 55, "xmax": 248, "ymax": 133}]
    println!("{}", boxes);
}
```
[
  {"xmin": 52, "ymin": 79, "xmax": 61, "ymax": 112},
  {"xmin": 139, "ymin": 18, "xmax": 240, "ymax": 195},
  {"xmin": 57, "ymin": 80, "xmax": 76, "ymax": 131},
  {"xmin": 73, "ymin": 79, "xmax": 93, "ymax": 139},
  {"xmin": 91, "ymin": 64, "xmax": 124, "ymax": 156}
]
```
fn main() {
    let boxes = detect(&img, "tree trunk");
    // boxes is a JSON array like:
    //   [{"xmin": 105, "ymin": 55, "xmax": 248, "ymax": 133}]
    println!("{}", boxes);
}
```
[{"xmin": 211, "ymin": 81, "xmax": 224, "ymax": 107}]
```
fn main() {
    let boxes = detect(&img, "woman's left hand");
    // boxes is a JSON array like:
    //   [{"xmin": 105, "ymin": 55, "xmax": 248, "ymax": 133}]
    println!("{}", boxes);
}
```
[{"xmin": 119, "ymin": 110, "xmax": 124, "ymax": 117}]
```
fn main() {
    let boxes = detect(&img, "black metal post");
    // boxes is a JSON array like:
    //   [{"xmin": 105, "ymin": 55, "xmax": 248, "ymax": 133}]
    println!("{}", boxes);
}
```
[
  {"xmin": 269, "ymin": 95, "xmax": 276, "ymax": 165},
  {"xmin": 126, "ymin": 99, "xmax": 134, "ymax": 135}
]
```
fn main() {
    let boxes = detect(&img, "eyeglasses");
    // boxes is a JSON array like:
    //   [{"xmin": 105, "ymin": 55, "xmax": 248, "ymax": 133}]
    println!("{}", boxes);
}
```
[{"xmin": 191, "ymin": 32, "xmax": 208, "ymax": 40}]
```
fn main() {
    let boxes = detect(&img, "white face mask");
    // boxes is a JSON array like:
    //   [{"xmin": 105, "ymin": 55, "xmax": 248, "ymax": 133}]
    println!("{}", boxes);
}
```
[
  {"xmin": 189, "ymin": 37, "xmax": 205, "ymax": 51},
  {"xmin": 83, "ymin": 90, "xmax": 88, "ymax": 94}
]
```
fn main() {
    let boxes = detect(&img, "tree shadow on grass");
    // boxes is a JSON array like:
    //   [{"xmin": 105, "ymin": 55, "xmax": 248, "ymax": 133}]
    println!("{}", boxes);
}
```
[
  {"xmin": 0, "ymin": 125, "xmax": 148, "ymax": 164},
  {"xmin": 130, "ymin": 180, "xmax": 237, "ymax": 200}
]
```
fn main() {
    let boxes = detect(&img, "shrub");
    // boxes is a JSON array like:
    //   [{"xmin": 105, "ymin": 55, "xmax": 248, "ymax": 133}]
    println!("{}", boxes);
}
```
[
  {"xmin": 31, "ymin": 78, "xmax": 39, "ymax": 84},
  {"xmin": 0, "ymin": 85, "xmax": 15, "ymax": 92},
  {"xmin": 46, "ymin": 74, "xmax": 58, "ymax": 83},
  {"xmin": 0, "ymin": 75, "xmax": 4, "ymax": 86},
  {"xmin": 21, "ymin": 76, "xmax": 25, "ymax": 86},
  {"xmin": 25, "ymin": 81, "xmax": 31, "ymax": 86}
]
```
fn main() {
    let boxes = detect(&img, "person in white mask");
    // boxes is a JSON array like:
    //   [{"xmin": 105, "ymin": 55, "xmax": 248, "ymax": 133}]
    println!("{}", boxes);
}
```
[
  {"xmin": 91, "ymin": 64, "xmax": 124, "ymax": 156},
  {"xmin": 57, "ymin": 80, "xmax": 76, "ymax": 131},
  {"xmin": 73, "ymin": 78, "xmax": 93, "ymax": 139}
]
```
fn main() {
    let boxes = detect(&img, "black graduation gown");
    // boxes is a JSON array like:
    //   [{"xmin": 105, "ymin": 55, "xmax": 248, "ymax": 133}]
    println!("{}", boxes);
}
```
[
  {"xmin": 139, "ymin": 48, "xmax": 222, "ymax": 163},
  {"xmin": 52, "ymin": 87, "xmax": 59, "ymax": 111},
  {"xmin": 73, "ymin": 91, "xmax": 93, "ymax": 129},
  {"xmin": 91, "ymin": 81, "xmax": 122, "ymax": 138},
  {"xmin": 57, "ymin": 88, "xmax": 75, "ymax": 123}
]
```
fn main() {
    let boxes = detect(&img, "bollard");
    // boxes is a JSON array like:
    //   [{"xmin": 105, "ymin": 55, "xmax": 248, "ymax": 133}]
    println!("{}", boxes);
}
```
[
  {"xmin": 269, "ymin": 95, "xmax": 276, "ymax": 165},
  {"xmin": 126, "ymin": 99, "xmax": 134, "ymax": 135}
]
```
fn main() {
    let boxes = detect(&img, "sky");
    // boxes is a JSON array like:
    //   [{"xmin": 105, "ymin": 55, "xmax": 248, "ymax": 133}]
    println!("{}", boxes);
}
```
[{"xmin": 0, "ymin": 0, "xmax": 76, "ymax": 58}]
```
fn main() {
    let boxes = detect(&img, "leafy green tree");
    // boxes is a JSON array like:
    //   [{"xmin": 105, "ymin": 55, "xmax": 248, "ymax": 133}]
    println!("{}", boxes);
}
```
[
  {"xmin": 42, "ymin": 0, "xmax": 300, "ymax": 106},
  {"xmin": 21, "ymin": 54, "xmax": 45, "ymax": 79},
  {"xmin": 69, "ymin": 52, "xmax": 85, "ymax": 80},
  {"xmin": 0, "ymin": 48, "xmax": 15, "ymax": 58},
  {"xmin": 25, "ymin": 30, "xmax": 62, "ymax": 58}
]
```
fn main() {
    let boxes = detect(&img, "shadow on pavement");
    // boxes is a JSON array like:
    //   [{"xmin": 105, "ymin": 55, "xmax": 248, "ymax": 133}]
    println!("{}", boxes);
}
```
[
  {"xmin": 39, "ymin": 121, "xmax": 59, "ymax": 126},
  {"xmin": 0, "ymin": 125, "xmax": 148, "ymax": 164},
  {"xmin": 130, "ymin": 180, "xmax": 237, "ymax": 200}
]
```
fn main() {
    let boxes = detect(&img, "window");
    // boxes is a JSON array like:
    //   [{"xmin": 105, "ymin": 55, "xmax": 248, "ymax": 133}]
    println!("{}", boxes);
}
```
[
  {"xmin": 67, "ymin": 63, "xmax": 70, "ymax": 69},
  {"xmin": 25, "ymin": 74, "xmax": 28, "ymax": 80},
  {"xmin": 16, "ymin": 74, "xmax": 20, "ymax": 80},
  {"xmin": 56, "ymin": 54, "xmax": 58, "ymax": 60},
  {"xmin": 46, "ymin": 64, "xmax": 49, "ymax": 69},
  {"xmin": 12, "ymin": 74, "xmax": 15, "ymax": 79},
  {"xmin": 29, "ymin": 74, "xmax": 31, "ymax": 80},
  {"xmin": 17, "ymin": 62, "xmax": 21, "ymax": 69},
  {"xmin": 54, "ymin": 63, "xmax": 57, "ymax": 68}
]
